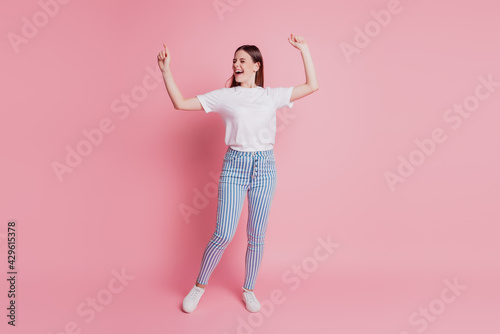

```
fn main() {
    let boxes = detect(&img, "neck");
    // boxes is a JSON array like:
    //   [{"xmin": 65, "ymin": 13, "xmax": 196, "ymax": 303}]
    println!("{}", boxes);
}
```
[{"xmin": 238, "ymin": 84, "xmax": 259, "ymax": 88}]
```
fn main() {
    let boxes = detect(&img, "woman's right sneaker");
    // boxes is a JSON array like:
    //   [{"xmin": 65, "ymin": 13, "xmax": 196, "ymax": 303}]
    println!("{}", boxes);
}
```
[{"xmin": 182, "ymin": 285, "xmax": 205, "ymax": 313}]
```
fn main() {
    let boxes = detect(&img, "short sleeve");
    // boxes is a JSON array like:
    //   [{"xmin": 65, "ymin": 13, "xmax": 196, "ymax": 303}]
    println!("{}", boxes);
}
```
[
  {"xmin": 196, "ymin": 88, "xmax": 225, "ymax": 113},
  {"xmin": 268, "ymin": 87, "xmax": 294, "ymax": 110}
]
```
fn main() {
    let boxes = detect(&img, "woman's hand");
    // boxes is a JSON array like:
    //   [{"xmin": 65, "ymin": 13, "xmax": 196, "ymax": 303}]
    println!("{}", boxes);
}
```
[
  {"xmin": 157, "ymin": 43, "xmax": 171, "ymax": 73},
  {"xmin": 288, "ymin": 34, "xmax": 309, "ymax": 52}
]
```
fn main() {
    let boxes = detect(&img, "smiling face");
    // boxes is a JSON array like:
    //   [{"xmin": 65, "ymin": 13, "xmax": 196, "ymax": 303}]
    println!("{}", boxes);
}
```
[{"xmin": 233, "ymin": 50, "xmax": 260, "ymax": 87}]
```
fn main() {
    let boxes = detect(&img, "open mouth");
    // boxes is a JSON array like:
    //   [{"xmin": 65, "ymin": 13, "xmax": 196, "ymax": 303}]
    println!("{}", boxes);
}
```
[{"xmin": 235, "ymin": 70, "xmax": 244, "ymax": 76}]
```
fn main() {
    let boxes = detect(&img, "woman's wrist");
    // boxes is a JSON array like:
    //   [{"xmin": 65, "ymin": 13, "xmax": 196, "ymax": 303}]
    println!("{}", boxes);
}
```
[{"xmin": 299, "ymin": 45, "xmax": 310, "ymax": 54}]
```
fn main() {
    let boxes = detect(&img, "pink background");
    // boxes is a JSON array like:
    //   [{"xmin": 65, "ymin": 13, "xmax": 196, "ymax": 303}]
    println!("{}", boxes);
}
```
[{"xmin": 1, "ymin": 0, "xmax": 499, "ymax": 333}]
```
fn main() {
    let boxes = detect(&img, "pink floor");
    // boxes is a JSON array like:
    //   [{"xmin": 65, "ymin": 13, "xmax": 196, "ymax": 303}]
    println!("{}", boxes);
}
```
[{"xmin": 11, "ymin": 266, "xmax": 499, "ymax": 334}]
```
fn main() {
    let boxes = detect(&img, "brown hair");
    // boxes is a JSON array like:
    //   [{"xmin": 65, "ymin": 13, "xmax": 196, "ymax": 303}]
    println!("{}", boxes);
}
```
[{"xmin": 225, "ymin": 45, "xmax": 264, "ymax": 88}]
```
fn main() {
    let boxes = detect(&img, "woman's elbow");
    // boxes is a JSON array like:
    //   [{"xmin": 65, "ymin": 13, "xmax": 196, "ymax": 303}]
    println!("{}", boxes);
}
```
[{"xmin": 173, "ymin": 101, "xmax": 183, "ymax": 110}]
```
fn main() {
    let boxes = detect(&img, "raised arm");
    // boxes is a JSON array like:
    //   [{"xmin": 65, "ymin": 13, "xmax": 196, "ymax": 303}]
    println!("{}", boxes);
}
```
[
  {"xmin": 287, "ymin": 34, "xmax": 319, "ymax": 102},
  {"xmin": 157, "ymin": 44, "xmax": 203, "ymax": 111}
]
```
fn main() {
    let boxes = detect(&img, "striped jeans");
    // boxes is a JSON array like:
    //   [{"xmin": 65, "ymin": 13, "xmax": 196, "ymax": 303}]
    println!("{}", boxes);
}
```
[{"xmin": 196, "ymin": 146, "xmax": 278, "ymax": 290}]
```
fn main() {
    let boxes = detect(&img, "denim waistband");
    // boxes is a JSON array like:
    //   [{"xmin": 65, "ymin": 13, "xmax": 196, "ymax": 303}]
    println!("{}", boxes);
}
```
[{"xmin": 226, "ymin": 146, "xmax": 274, "ymax": 158}]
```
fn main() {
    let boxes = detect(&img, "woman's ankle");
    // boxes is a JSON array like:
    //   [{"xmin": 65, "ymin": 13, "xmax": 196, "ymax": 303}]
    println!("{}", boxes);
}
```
[{"xmin": 195, "ymin": 282, "xmax": 206, "ymax": 289}]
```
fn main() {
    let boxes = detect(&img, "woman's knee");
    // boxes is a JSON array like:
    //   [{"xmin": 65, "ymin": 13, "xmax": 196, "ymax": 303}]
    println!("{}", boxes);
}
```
[
  {"xmin": 209, "ymin": 232, "xmax": 234, "ymax": 249},
  {"xmin": 247, "ymin": 233, "xmax": 265, "ymax": 250}
]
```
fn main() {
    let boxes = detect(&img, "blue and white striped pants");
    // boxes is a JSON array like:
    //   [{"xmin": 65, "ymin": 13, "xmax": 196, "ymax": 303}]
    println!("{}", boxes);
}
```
[{"xmin": 196, "ymin": 146, "xmax": 277, "ymax": 290}]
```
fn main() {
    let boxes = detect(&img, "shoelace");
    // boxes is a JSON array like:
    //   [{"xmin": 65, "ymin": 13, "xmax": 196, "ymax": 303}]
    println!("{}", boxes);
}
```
[
  {"xmin": 188, "ymin": 288, "xmax": 204, "ymax": 301},
  {"xmin": 244, "ymin": 291, "xmax": 258, "ymax": 304}
]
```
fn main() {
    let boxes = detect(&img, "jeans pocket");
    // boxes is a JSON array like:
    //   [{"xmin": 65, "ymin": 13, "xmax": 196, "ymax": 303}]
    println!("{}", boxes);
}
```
[{"xmin": 224, "ymin": 153, "xmax": 241, "ymax": 163}]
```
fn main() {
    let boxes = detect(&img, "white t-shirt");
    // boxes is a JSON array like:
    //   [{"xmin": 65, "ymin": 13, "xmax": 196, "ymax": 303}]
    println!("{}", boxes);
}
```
[{"xmin": 196, "ymin": 85, "xmax": 294, "ymax": 152}]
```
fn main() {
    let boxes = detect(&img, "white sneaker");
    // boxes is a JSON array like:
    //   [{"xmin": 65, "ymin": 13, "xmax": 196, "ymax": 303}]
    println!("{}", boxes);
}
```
[
  {"xmin": 182, "ymin": 285, "xmax": 205, "ymax": 313},
  {"xmin": 242, "ymin": 288, "xmax": 261, "ymax": 312}
]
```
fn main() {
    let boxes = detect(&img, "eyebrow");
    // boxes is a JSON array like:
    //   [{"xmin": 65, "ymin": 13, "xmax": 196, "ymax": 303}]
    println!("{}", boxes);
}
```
[{"xmin": 233, "ymin": 57, "xmax": 247, "ymax": 61}]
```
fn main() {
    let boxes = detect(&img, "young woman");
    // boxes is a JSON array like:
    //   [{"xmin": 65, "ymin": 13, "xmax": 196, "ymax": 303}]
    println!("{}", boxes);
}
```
[{"xmin": 157, "ymin": 34, "xmax": 319, "ymax": 313}]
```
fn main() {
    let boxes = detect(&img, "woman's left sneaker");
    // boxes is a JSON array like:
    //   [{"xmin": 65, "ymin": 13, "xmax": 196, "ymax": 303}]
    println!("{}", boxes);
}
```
[{"xmin": 242, "ymin": 288, "xmax": 261, "ymax": 312}]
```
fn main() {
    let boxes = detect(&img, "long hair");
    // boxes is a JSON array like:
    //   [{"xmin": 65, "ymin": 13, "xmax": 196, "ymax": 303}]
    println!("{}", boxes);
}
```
[{"xmin": 225, "ymin": 45, "xmax": 264, "ymax": 88}]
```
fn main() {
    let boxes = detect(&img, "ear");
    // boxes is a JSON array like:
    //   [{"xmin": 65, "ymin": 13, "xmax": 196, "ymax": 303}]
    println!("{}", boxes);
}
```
[{"xmin": 255, "ymin": 62, "xmax": 261, "ymax": 72}]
